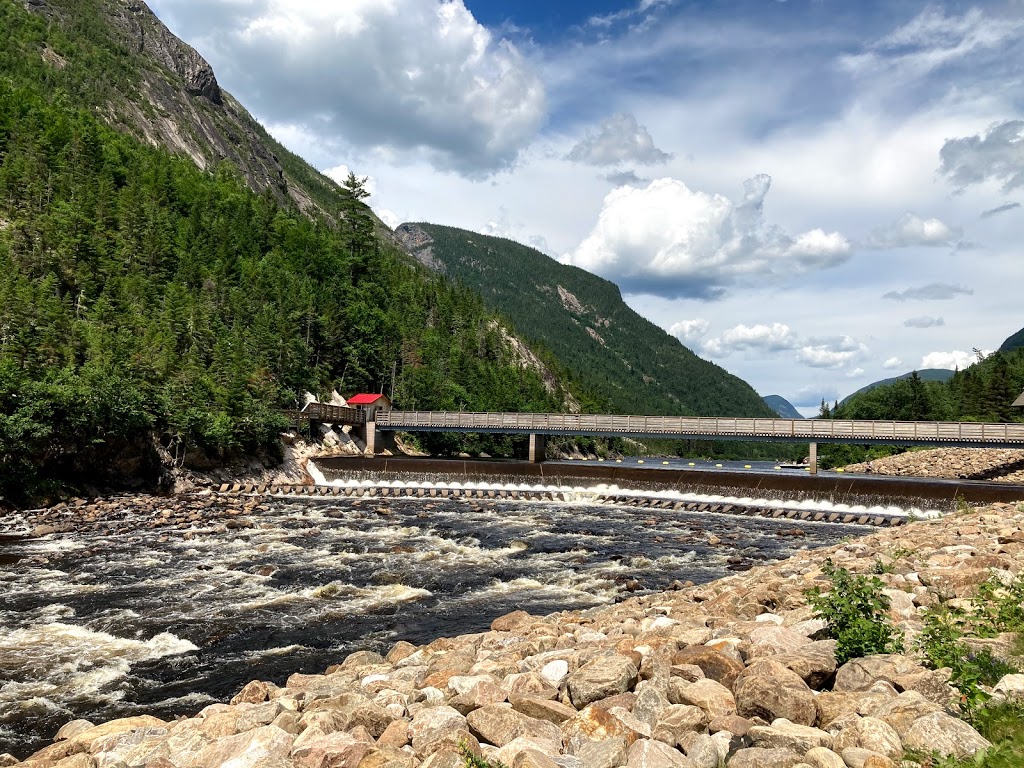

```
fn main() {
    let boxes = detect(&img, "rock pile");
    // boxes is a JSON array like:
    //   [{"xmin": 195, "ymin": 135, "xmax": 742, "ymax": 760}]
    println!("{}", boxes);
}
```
[
  {"xmin": 3, "ymin": 494, "xmax": 269, "ymax": 540},
  {"xmin": 7, "ymin": 501, "xmax": 1024, "ymax": 768},
  {"xmin": 842, "ymin": 448, "xmax": 1024, "ymax": 482}
]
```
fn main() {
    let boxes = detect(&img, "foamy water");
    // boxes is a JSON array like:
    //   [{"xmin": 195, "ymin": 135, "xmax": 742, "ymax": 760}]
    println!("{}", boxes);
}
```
[{"xmin": 0, "ymin": 493, "xmax": 893, "ymax": 757}]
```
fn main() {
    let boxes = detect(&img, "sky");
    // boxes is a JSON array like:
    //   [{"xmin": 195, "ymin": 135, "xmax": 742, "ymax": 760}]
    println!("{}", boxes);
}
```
[{"xmin": 146, "ymin": 0, "xmax": 1024, "ymax": 416}]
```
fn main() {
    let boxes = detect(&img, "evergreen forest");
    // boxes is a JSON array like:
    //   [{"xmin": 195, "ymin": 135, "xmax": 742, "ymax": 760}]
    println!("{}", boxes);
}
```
[
  {"xmin": 0, "ymin": 2, "xmax": 568, "ymax": 502},
  {"xmin": 818, "ymin": 350, "xmax": 1024, "ymax": 466}
]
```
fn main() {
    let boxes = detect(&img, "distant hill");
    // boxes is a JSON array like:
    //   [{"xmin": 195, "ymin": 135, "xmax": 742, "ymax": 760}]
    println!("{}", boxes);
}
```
[
  {"xmin": 840, "ymin": 370, "xmax": 955, "ymax": 405},
  {"xmin": 763, "ymin": 395, "xmax": 804, "ymax": 419},
  {"xmin": 1000, "ymin": 326, "xmax": 1024, "ymax": 353},
  {"xmin": 395, "ymin": 223, "xmax": 776, "ymax": 418}
]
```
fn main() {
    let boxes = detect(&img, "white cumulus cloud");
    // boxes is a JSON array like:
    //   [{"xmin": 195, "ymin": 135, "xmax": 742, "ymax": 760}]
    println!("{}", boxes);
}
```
[
  {"xmin": 921, "ymin": 350, "xmax": 991, "ymax": 370},
  {"xmin": 882, "ymin": 357, "xmax": 904, "ymax": 370},
  {"xmin": 567, "ymin": 113, "xmax": 671, "ymax": 167},
  {"xmin": 562, "ymin": 175, "xmax": 851, "ymax": 299},
  {"xmin": 177, "ymin": 0, "xmax": 545, "ymax": 176},
  {"xmin": 796, "ymin": 337, "xmax": 870, "ymax": 370},
  {"xmin": 669, "ymin": 319, "xmax": 710, "ymax": 344},
  {"xmin": 866, "ymin": 212, "xmax": 961, "ymax": 249},
  {"xmin": 701, "ymin": 323, "xmax": 868, "ymax": 373}
]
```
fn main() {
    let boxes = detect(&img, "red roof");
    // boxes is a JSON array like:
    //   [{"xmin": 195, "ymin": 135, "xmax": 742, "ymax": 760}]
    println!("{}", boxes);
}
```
[{"xmin": 347, "ymin": 393, "xmax": 389, "ymax": 405}]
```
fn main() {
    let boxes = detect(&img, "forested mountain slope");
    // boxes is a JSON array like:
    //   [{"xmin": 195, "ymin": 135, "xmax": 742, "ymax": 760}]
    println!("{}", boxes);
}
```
[
  {"xmin": 1000, "ymin": 326, "xmax": 1024, "ymax": 353},
  {"xmin": 839, "ymin": 369, "xmax": 955, "ymax": 405},
  {"xmin": 833, "ymin": 352, "xmax": 1024, "ymax": 423},
  {"xmin": 0, "ymin": 0, "xmax": 575, "ymax": 502},
  {"xmin": 763, "ymin": 395, "xmax": 803, "ymax": 420},
  {"xmin": 396, "ymin": 223, "xmax": 775, "ymax": 418}
]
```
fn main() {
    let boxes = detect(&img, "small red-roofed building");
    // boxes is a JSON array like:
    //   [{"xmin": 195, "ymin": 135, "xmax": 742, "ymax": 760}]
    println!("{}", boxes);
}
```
[{"xmin": 347, "ymin": 393, "xmax": 392, "ymax": 422}]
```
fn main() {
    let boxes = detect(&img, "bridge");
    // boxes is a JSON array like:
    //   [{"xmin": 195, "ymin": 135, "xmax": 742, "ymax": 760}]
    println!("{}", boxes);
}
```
[
  {"xmin": 369, "ymin": 411, "xmax": 1024, "ymax": 472},
  {"xmin": 284, "ymin": 402, "xmax": 365, "ymax": 427}
]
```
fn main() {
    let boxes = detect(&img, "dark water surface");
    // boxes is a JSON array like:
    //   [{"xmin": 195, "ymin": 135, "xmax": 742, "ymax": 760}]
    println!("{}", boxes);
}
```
[{"xmin": 0, "ymin": 495, "xmax": 865, "ymax": 756}]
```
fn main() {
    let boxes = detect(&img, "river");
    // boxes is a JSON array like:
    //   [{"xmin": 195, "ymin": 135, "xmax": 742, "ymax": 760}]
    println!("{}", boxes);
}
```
[{"xmin": 0, "ymin": 489, "xmax": 926, "ymax": 757}]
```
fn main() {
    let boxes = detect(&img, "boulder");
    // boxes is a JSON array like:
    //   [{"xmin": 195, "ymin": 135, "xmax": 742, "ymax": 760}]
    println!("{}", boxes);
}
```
[
  {"xmin": 724, "ymin": 748, "xmax": 804, "ymax": 768},
  {"xmin": 466, "ymin": 705, "xmax": 561, "ymax": 748},
  {"xmin": 832, "ymin": 656, "xmax": 922, "ymax": 693},
  {"xmin": 291, "ymin": 731, "xmax": 371, "ymax": 768},
  {"xmin": 866, "ymin": 692, "xmax": 941, "ymax": 740},
  {"xmin": 631, "ymin": 686, "xmax": 671, "ymax": 729},
  {"xmin": 747, "ymin": 719, "xmax": 832, "ymax": 753},
  {"xmin": 26, "ymin": 716, "xmax": 168, "ymax": 764},
  {"xmin": 186, "ymin": 725, "xmax": 293, "ymax": 768},
  {"xmin": 491, "ymin": 736, "xmax": 562, "ymax": 766},
  {"xmin": 55, "ymin": 721, "xmax": 95, "ymax": 741},
  {"xmin": 903, "ymin": 712, "xmax": 991, "ymax": 759},
  {"xmin": 624, "ymin": 739, "xmax": 697, "ymax": 768},
  {"xmin": 567, "ymin": 656, "xmax": 639, "ymax": 709},
  {"xmin": 409, "ymin": 706, "xmax": 471, "ymax": 758},
  {"xmin": 231, "ymin": 681, "xmax": 271, "ymax": 705},
  {"xmin": 680, "ymin": 734, "xmax": 719, "ymax": 768},
  {"xmin": 994, "ymin": 673, "xmax": 1024, "ymax": 699},
  {"xmin": 562, "ymin": 705, "xmax": 645, "ymax": 755},
  {"xmin": 733, "ymin": 661, "xmax": 817, "ymax": 727},
  {"xmin": 838, "ymin": 747, "xmax": 895, "ymax": 768},
  {"xmin": 575, "ymin": 738, "xmax": 628, "ymax": 768},
  {"xmin": 768, "ymin": 642, "xmax": 837, "ymax": 690},
  {"xmin": 670, "ymin": 648, "xmax": 744, "ymax": 689},
  {"xmin": 651, "ymin": 706, "xmax": 708, "ymax": 747},
  {"xmin": 511, "ymin": 697, "xmax": 578, "ymax": 725},
  {"xmin": 513, "ymin": 750, "xmax": 561, "ymax": 768},
  {"xmin": 492, "ymin": 611, "xmax": 533, "ymax": 632},
  {"xmin": 802, "ymin": 747, "xmax": 845, "ymax": 768},
  {"xmin": 833, "ymin": 717, "xmax": 901, "ymax": 760},
  {"xmin": 669, "ymin": 680, "xmax": 735, "ymax": 718}
]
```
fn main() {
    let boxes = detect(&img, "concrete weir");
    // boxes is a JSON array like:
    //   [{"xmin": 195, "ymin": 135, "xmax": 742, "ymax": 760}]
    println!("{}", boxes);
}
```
[{"xmin": 213, "ymin": 481, "xmax": 908, "ymax": 527}]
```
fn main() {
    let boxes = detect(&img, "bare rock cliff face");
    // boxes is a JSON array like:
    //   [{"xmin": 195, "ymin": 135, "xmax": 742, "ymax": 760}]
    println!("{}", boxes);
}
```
[
  {"xmin": 394, "ymin": 224, "xmax": 447, "ymax": 273},
  {"xmin": 25, "ymin": 0, "xmax": 321, "ymax": 213}
]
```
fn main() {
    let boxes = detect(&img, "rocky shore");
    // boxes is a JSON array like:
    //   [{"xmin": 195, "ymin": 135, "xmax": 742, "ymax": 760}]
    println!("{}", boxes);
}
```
[
  {"xmin": 6, "ymin": 498, "xmax": 1024, "ymax": 768},
  {"xmin": 842, "ymin": 447, "xmax": 1024, "ymax": 483}
]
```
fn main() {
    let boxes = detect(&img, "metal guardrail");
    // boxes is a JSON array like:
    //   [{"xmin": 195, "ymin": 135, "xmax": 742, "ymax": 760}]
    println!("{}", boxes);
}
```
[{"xmin": 374, "ymin": 411, "xmax": 1024, "ymax": 447}]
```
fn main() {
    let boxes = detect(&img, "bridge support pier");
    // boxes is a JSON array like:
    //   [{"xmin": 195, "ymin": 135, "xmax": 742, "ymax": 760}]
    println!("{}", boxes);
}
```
[
  {"xmin": 809, "ymin": 442, "xmax": 818, "ymax": 475},
  {"xmin": 529, "ymin": 434, "xmax": 547, "ymax": 463}
]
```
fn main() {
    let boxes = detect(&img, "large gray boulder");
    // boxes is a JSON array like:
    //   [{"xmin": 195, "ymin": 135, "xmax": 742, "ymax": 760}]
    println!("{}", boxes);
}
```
[
  {"xmin": 733, "ymin": 661, "xmax": 817, "ymax": 727},
  {"xmin": 567, "ymin": 656, "xmax": 639, "ymax": 709},
  {"xmin": 903, "ymin": 712, "xmax": 991, "ymax": 759}
]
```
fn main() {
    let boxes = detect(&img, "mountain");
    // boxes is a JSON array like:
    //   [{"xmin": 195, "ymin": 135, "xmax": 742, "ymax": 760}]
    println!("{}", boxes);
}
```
[
  {"xmin": 763, "ymin": 395, "xmax": 804, "ymax": 419},
  {"xmin": 1000, "ymin": 326, "xmax": 1024, "ymax": 353},
  {"xmin": 0, "ymin": 0, "xmax": 578, "ymax": 501},
  {"xmin": 395, "ymin": 223, "xmax": 776, "ymax": 419},
  {"xmin": 840, "ymin": 369, "xmax": 955, "ymax": 405}
]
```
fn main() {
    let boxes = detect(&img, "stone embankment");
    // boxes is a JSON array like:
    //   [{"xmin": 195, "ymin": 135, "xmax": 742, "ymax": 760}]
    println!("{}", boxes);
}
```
[
  {"xmin": 8, "ymin": 501, "xmax": 1024, "ymax": 768},
  {"xmin": 842, "ymin": 447, "xmax": 1024, "ymax": 483}
]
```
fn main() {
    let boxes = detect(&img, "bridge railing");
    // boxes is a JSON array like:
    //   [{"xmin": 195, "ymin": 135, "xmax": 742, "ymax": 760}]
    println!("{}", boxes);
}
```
[
  {"xmin": 373, "ymin": 411, "xmax": 1024, "ymax": 445},
  {"xmin": 294, "ymin": 402, "xmax": 366, "ymax": 426}
]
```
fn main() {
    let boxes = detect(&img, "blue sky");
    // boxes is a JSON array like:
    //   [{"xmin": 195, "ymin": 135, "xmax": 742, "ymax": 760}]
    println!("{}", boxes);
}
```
[{"xmin": 148, "ymin": 0, "xmax": 1024, "ymax": 415}]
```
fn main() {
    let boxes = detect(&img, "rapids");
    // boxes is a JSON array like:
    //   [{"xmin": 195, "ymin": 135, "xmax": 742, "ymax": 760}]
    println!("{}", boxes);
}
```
[{"xmin": 0, "ymin": 493, "xmax": 901, "ymax": 756}]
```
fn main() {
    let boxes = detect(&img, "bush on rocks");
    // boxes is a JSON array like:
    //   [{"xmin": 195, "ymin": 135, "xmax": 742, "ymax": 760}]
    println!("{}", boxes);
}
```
[{"xmin": 806, "ymin": 560, "xmax": 904, "ymax": 664}]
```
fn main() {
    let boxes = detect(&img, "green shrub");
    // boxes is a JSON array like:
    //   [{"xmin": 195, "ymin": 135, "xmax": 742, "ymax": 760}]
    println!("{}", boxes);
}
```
[
  {"xmin": 806, "ymin": 559, "xmax": 904, "ymax": 664},
  {"xmin": 918, "ymin": 605, "xmax": 1017, "ymax": 714},
  {"xmin": 459, "ymin": 743, "xmax": 506, "ymax": 768}
]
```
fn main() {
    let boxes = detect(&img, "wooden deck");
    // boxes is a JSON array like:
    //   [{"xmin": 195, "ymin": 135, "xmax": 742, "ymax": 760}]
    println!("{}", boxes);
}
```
[{"xmin": 374, "ymin": 411, "xmax": 1024, "ymax": 448}]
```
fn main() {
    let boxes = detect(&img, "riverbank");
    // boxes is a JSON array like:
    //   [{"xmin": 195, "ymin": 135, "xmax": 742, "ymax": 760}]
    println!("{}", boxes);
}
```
[
  {"xmin": 842, "ymin": 447, "xmax": 1024, "ymax": 483},
  {"xmin": 6, "ymin": 497, "xmax": 1024, "ymax": 768}
]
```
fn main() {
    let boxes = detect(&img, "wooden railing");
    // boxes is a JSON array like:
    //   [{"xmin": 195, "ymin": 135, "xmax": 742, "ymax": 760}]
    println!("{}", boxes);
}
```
[
  {"xmin": 374, "ymin": 411, "xmax": 1024, "ymax": 447},
  {"xmin": 284, "ymin": 402, "xmax": 365, "ymax": 427}
]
